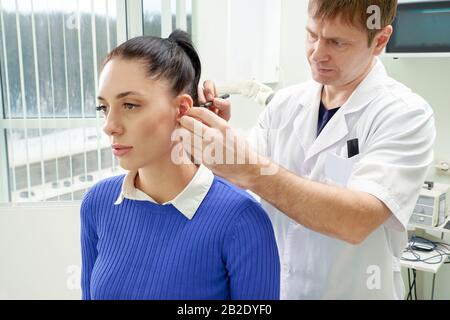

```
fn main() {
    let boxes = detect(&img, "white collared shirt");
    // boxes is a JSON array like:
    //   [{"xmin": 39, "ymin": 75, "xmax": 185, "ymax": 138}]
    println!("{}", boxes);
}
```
[{"xmin": 114, "ymin": 164, "xmax": 215, "ymax": 220}]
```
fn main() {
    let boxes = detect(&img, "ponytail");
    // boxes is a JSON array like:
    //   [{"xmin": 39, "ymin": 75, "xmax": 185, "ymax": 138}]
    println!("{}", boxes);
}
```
[
  {"xmin": 103, "ymin": 29, "xmax": 201, "ymax": 105},
  {"xmin": 168, "ymin": 30, "xmax": 201, "ymax": 104}
]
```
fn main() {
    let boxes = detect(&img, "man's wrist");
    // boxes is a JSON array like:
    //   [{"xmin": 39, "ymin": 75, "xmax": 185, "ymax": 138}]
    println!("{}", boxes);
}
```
[{"xmin": 241, "ymin": 154, "xmax": 276, "ymax": 191}]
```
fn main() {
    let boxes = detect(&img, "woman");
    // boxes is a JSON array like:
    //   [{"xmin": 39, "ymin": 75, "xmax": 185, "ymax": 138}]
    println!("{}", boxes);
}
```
[{"xmin": 80, "ymin": 30, "xmax": 280, "ymax": 300}]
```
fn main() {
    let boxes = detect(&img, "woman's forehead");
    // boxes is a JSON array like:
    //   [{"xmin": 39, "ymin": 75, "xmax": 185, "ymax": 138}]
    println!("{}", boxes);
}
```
[
  {"xmin": 98, "ymin": 58, "xmax": 171, "ymax": 99},
  {"xmin": 100, "ymin": 58, "xmax": 147, "ymax": 81}
]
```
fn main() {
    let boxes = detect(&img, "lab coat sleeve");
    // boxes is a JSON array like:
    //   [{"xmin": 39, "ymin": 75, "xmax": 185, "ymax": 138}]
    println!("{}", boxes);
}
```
[
  {"xmin": 223, "ymin": 202, "xmax": 281, "ymax": 300},
  {"xmin": 246, "ymin": 106, "xmax": 272, "ymax": 158},
  {"xmin": 80, "ymin": 189, "xmax": 98, "ymax": 300},
  {"xmin": 246, "ymin": 88, "xmax": 292, "ymax": 157},
  {"xmin": 247, "ymin": 83, "xmax": 312, "ymax": 157},
  {"xmin": 347, "ymin": 105, "xmax": 436, "ymax": 232}
]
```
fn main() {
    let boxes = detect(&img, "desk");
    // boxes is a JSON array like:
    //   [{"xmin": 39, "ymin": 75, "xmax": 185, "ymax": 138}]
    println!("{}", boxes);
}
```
[{"xmin": 400, "ymin": 217, "xmax": 450, "ymax": 300}]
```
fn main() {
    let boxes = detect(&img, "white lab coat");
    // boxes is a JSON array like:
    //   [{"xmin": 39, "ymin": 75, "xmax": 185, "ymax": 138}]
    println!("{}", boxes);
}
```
[{"xmin": 249, "ymin": 58, "xmax": 436, "ymax": 299}]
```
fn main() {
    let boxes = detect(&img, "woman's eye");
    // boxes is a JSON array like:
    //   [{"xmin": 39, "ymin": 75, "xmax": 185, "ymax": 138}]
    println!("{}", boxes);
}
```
[
  {"xmin": 96, "ymin": 105, "xmax": 108, "ymax": 114},
  {"xmin": 124, "ymin": 103, "xmax": 139, "ymax": 110}
]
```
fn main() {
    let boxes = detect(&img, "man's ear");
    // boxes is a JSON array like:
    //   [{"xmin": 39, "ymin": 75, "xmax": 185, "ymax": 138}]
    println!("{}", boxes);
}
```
[
  {"xmin": 176, "ymin": 94, "xmax": 194, "ymax": 119},
  {"xmin": 373, "ymin": 25, "xmax": 393, "ymax": 56}
]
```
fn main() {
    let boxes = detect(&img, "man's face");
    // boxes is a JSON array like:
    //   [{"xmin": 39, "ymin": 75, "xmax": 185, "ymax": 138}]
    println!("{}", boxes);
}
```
[
  {"xmin": 306, "ymin": 15, "xmax": 377, "ymax": 87},
  {"xmin": 98, "ymin": 58, "xmax": 180, "ymax": 171}
]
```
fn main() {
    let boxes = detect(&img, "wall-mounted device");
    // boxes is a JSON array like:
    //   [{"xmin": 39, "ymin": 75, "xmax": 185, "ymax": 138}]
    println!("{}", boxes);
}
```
[
  {"xmin": 384, "ymin": 0, "xmax": 450, "ymax": 58},
  {"xmin": 409, "ymin": 181, "xmax": 450, "ymax": 227}
]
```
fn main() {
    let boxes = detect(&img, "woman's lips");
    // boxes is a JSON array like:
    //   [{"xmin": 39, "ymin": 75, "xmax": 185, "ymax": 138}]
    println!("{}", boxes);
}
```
[{"xmin": 112, "ymin": 146, "xmax": 133, "ymax": 157}]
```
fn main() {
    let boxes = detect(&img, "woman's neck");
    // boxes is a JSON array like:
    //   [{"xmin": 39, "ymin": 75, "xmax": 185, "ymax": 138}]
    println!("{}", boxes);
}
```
[{"xmin": 135, "ymin": 152, "xmax": 198, "ymax": 204}]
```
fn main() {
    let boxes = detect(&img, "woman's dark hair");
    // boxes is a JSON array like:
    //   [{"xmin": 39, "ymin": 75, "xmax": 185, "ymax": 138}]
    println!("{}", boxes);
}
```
[{"xmin": 102, "ymin": 29, "xmax": 201, "ymax": 104}]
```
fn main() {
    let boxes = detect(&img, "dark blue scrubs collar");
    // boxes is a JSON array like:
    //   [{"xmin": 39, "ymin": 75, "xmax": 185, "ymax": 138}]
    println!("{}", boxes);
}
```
[{"xmin": 317, "ymin": 100, "xmax": 341, "ymax": 137}]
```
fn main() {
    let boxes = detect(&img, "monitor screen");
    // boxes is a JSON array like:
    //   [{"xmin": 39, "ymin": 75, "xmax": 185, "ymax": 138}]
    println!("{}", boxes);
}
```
[{"xmin": 386, "ymin": 1, "xmax": 450, "ymax": 53}]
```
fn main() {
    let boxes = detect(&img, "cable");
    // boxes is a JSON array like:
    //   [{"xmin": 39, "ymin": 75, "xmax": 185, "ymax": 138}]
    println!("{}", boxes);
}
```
[
  {"xmin": 401, "ymin": 236, "xmax": 450, "ymax": 265},
  {"xmin": 413, "ymin": 269, "xmax": 417, "ymax": 300},
  {"xmin": 402, "ymin": 235, "xmax": 449, "ymax": 300},
  {"xmin": 407, "ymin": 269, "xmax": 412, "ymax": 300}
]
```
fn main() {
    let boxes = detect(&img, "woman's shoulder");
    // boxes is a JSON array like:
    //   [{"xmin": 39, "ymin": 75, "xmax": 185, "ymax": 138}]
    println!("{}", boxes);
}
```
[
  {"xmin": 208, "ymin": 176, "xmax": 275, "ymax": 243},
  {"xmin": 208, "ymin": 175, "xmax": 262, "ymax": 211},
  {"xmin": 83, "ymin": 174, "xmax": 126, "ymax": 201}
]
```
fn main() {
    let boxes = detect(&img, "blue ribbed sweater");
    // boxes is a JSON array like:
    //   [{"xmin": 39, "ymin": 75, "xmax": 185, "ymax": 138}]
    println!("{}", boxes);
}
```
[{"xmin": 80, "ymin": 174, "xmax": 280, "ymax": 300}]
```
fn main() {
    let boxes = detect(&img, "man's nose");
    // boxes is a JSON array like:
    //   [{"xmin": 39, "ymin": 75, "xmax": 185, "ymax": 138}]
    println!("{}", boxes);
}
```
[{"xmin": 310, "ymin": 39, "xmax": 330, "ymax": 63}]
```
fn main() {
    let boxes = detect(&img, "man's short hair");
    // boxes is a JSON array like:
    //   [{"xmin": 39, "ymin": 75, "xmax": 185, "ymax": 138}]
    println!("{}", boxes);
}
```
[{"xmin": 308, "ymin": 0, "xmax": 398, "ymax": 46}]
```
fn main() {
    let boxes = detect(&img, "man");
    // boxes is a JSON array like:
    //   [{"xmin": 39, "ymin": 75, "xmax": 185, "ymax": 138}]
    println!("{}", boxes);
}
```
[{"xmin": 179, "ymin": 0, "xmax": 435, "ymax": 299}]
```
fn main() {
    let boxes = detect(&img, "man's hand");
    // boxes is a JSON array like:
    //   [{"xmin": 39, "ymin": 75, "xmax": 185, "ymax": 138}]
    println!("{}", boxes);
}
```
[
  {"xmin": 198, "ymin": 80, "xmax": 231, "ymax": 121},
  {"xmin": 178, "ymin": 106, "xmax": 274, "ymax": 189}
]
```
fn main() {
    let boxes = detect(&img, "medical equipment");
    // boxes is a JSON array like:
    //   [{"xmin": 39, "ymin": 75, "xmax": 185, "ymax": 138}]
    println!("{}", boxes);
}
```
[
  {"xmin": 409, "ymin": 182, "xmax": 450, "ymax": 227},
  {"xmin": 408, "ymin": 236, "xmax": 436, "ymax": 252},
  {"xmin": 198, "ymin": 94, "xmax": 230, "ymax": 109},
  {"xmin": 385, "ymin": 0, "xmax": 450, "ymax": 58},
  {"xmin": 434, "ymin": 161, "xmax": 450, "ymax": 172},
  {"xmin": 217, "ymin": 80, "xmax": 275, "ymax": 107},
  {"xmin": 444, "ymin": 220, "xmax": 450, "ymax": 230}
]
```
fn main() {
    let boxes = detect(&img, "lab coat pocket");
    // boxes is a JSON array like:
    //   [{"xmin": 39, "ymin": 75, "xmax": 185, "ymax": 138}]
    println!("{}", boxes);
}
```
[{"xmin": 324, "ymin": 152, "xmax": 360, "ymax": 187}]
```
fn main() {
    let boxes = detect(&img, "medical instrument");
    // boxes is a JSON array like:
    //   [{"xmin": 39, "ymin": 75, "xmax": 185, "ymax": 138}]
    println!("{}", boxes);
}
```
[
  {"xmin": 198, "ymin": 94, "xmax": 230, "ymax": 109},
  {"xmin": 217, "ymin": 80, "xmax": 275, "ymax": 106}
]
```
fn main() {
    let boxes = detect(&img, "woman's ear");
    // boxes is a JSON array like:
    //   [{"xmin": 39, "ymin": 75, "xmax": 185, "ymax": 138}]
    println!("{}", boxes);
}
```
[{"xmin": 176, "ymin": 94, "xmax": 194, "ymax": 119}]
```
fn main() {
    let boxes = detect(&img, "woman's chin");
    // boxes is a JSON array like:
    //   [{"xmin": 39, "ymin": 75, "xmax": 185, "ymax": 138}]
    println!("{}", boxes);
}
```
[{"xmin": 117, "ymin": 159, "xmax": 139, "ymax": 171}]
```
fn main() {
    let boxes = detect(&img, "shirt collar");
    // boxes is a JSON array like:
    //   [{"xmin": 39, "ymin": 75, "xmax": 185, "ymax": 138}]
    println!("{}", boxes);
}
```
[{"xmin": 114, "ymin": 164, "xmax": 214, "ymax": 220}]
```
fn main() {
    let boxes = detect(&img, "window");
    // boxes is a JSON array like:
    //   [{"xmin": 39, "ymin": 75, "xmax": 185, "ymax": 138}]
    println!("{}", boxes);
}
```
[
  {"xmin": 143, "ymin": 0, "xmax": 192, "ymax": 37},
  {"xmin": 0, "ymin": 0, "xmax": 195, "ymax": 204},
  {"xmin": 0, "ymin": 0, "xmax": 123, "ymax": 202}
]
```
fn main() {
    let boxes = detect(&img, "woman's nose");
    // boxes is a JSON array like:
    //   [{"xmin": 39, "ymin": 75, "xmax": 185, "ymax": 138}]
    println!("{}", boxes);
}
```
[{"xmin": 103, "ymin": 110, "xmax": 124, "ymax": 137}]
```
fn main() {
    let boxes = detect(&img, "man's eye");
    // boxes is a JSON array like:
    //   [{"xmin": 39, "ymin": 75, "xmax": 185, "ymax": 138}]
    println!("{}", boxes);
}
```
[
  {"xmin": 332, "ymin": 40, "xmax": 346, "ymax": 47},
  {"xmin": 308, "ymin": 33, "xmax": 318, "ymax": 41}
]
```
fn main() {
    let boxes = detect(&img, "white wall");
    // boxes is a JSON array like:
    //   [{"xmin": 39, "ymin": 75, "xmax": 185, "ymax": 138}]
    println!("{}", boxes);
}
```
[
  {"xmin": 206, "ymin": 0, "xmax": 311, "ymax": 132},
  {"xmin": 0, "ymin": 204, "xmax": 82, "ymax": 299},
  {"xmin": 194, "ymin": 0, "xmax": 281, "ymax": 84},
  {"xmin": 277, "ymin": 0, "xmax": 311, "ymax": 88}
]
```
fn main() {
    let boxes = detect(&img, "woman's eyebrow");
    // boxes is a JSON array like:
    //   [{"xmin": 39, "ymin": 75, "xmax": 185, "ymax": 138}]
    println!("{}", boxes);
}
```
[{"xmin": 97, "ymin": 91, "xmax": 144, "ymax": 101}]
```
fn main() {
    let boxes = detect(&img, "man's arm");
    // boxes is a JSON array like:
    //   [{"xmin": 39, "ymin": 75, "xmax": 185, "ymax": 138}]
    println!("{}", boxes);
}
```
[
  {"xmin": 246, "ymin": 158, "xmax": 391, "ymax": 245},
  {"xmin": 182, "ymin": 83, "xmax": 434, "ymax": 246},
  {"xmin": 179, "ymin": 107, "xmax": 391, "ymax": 245}
]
